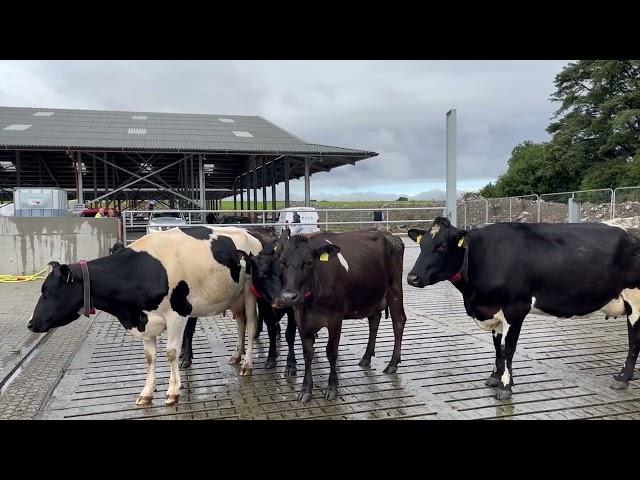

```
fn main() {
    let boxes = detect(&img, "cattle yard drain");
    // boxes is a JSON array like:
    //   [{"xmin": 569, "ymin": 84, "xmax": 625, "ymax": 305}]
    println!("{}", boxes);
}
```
[{"xmin": 0, "ymin": 330, "xmax": 53, "ymax": 394}]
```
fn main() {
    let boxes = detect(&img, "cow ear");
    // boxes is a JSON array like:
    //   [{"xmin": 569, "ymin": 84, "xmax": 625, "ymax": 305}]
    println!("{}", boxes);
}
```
[
  {"xmin": 47, "ymin": 261, "xmax": 60, "ymax": 274},
  {"xmin": 408, "ymin": 229, "xmax": 426, "ymax": 244},
  {"xmin": 59, "ymin": 264, "xmax": 74, "ymax": 283},
  {"xmin": 316, "ymin": 244, "xmax": 341, "ymax": 259},
  {"xmin": 279, "ymin": 228, "xmax": 290, "ymax": 243}
]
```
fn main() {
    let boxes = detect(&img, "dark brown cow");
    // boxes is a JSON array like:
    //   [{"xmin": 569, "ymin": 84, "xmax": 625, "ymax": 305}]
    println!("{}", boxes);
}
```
[{"xmin": 275, "ymin": 230, "xmax": 407, "ymax": 402}]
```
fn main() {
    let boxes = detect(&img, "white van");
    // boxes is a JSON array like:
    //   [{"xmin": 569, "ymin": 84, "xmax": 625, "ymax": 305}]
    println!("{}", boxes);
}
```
[{"xmin": 275, "ymin": 207, "xmax": 320, "ymax": 235}]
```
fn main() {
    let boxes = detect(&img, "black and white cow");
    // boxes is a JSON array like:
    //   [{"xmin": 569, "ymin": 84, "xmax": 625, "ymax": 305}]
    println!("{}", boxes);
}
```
[
  {"xmin": 407, "ymin": 217, "xmax": 640, "ymax": 400},
  {"xmin": 28, "ymin": 226, "xmax": 262, "ymax": 406},
  {"xmin": 175, "ymin": 227, "xmax": 296, "ymax": 371},
  {"xmin": 275, "ymin": 230, "xmax": 407, "ymax": 402}
]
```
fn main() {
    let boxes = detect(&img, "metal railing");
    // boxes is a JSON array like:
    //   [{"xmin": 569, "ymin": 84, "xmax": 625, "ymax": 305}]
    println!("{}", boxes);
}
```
[
  {"xmin": 613, "ymin": 186, "xmax": 640, "ymax": 218},
  {"xmin": 122, "ymin": 207, "xmax": 445, "ymax": 246},
  {"xmin": 539, "ymin": 188, "xmax": 613, "ymax": 223}
]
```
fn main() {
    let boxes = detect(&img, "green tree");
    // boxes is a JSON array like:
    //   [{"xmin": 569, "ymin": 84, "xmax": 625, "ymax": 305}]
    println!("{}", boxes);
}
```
[{"xmin": 396, "ymin": 196, "xmax": 409, "ymax": 201}]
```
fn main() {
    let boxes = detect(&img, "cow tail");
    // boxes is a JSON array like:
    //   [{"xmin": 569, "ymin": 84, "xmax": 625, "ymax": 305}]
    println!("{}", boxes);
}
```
[{"xmin": 385, "ymin": 305, "xmax": 389, "ymax": 319}]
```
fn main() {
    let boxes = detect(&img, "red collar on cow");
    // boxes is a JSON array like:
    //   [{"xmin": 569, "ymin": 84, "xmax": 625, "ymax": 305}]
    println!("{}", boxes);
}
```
[
  {"xmin": 449, "ymin": 271, "xmax": 463, "ymax": 283},
  {"xmin": 78, "ymin": 260, "xmax": 96, "ymax": 317},
  {"xmin": 250, "ymin": 284, "xmax": 263, "ymax": 299}
]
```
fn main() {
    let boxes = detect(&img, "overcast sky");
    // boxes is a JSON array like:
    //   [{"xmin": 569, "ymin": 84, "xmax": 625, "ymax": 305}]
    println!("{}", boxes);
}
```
[{"xmin": 0, "ymin": 60, "xmax": 569, "ymax": 200}]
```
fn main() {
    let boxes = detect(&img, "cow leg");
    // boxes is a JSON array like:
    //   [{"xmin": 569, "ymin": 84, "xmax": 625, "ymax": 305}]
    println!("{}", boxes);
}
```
[
  {"xmin": 359, "ymin": 311, "xmax": 381, "ymax": 367},
  {"xmin": 254, "ymin": 303, "xmax": 264, "ymax": 340},
  {"xmin": 485, "ymin": 330, "xmax": 504, "ymax": 387},
  {"xmin": 298, "ymin": 333, "xmax": 316, "ymax": 402},
  {"xmin": 264, "ymin": 306, "xmax": 279, "ymax": 369},
  {"xmin": 384, "ymin": 289, "xmax": 407, "ymax": 374},
  {"xmin": 229, "ymin": 310, "xmax": 246, "ymax": 365},
  {"xmin": 135, "ymin": 337, "xmax": 157, "ymax": 406},
  {"xmin": 496, "ymin": 307, "xmax": 526, "ymax": 401},
  {"xmin": 325, "ymin": 321, "xmax": 342, "ymax": 400},
  {"xmin": 179, "ymin": 317, "xmax": 197, "ymax": 369},
  {"xmin": 240, "ymin": 287, "xmax": 257, "ymax": 375},
  {"xmin": 165, "ymin": 315, "xmax": 188, "ymax": 405},
  {"xmin": 612, "ymin": 318, "xmax": 640, "ymax": 389},
  {"xmin": 284, "ymin": 314, "xmax": 298, "ymax": 377}
]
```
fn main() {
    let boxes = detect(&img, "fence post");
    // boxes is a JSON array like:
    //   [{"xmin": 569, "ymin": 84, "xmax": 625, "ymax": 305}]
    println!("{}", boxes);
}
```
[
  {"xmin": 509, "ymin": 197, "xmax": 512, "ymax": 221},
  {"xmin": 325, "ymin": 210, "xmax": 329, "ymax": 232},
  {"xmin": 536, "ymin": 195, "xmax": 540, "ymax": 222},
  {"xmin": 612, "ymin": 188, "xmax": 616, "ymax": 219},
  {"xmin": 484, "ymin": 198, "xmax": 489, "ymax": 224}
]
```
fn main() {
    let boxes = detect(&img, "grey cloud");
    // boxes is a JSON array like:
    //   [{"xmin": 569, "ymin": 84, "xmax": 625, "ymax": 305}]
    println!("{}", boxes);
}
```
[{"xmin": 0, "ymin": 60, "xmax": 569, "ymax": 197}]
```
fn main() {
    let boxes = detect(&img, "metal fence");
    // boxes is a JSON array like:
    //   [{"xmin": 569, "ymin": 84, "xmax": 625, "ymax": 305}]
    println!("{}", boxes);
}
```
[
  {"xmin": 539, "ymin": 188, "xmax": 613, "ymax": 223},
  {"xmin": 613, "ymin": 186, "xmax": 640, "ymax": 218},
  {"xmin": 457, "ymin": 195, "xmax": 539, "ymax": 228},
  {"xmin": 122, "ymin": 207, "xmax": 445, "ymax": 246}
]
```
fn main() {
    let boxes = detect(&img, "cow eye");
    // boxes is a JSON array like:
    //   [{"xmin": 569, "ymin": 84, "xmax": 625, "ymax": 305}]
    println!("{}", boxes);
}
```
[{"xmin": 435, "ymin": 243, "xmax": 446, "ymax": 253}]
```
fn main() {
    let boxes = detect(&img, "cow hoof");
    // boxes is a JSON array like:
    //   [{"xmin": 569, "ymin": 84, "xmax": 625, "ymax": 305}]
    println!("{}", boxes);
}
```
[
  {"xmin": 229, "ymin": 353, "xmax": 242, "ymax": 364},
  {"xmin": 485, "ymin": 373, "xmax": 501, "ymax": 387},
  {"xmin": 135, "ymin": 395, "xmax": 153, "ymax": 406},
  {"xmin": 265, "ymin": 358, "xmax": 277, "ymax": 369},
  {"xmin": 610, "ymin": 380, "xmax": 630, "ymax": 390},
  {"xmin": 285, "ymin": 365, "xmax": 297, "ymax": 377},
  {"xmin": 496, "ymin": 388, "xmax": 512, "ymax": 401},
  {"xmin": 358, "ymin": 357, "xmax": 372, "ymax": 367},
  {"xmin": 383, "ymin": 364, "xmax": 398, "ymax": 374},
  {"xmin": 165, "ymin": 394, "xmax": 180, "ymax": 406},
  {"xmin": 324, "ymin": 386, "xmax": 339, "ymax": 401},
  {"xmin": 179, "ymin": 358, "xmax": 192, "ymax": 369},
  {"xmin": 297, "ymin": 391, "xmax": 312, "ymax": 403},
  {"xmin": 240, "ymin": 365, "xmax": 253, "ymax": 376}
]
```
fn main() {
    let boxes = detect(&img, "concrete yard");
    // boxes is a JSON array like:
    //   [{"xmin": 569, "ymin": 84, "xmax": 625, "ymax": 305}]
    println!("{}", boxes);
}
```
[{"xmin": 2, "ymin": 240, "xmax": 640, "ymax": 420}]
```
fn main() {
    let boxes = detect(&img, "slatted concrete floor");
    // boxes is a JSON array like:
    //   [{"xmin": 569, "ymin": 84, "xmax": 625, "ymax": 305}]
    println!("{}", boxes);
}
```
[{"xmin": 38, "ymin": 245, "xmax": 640, "ymax": 420}]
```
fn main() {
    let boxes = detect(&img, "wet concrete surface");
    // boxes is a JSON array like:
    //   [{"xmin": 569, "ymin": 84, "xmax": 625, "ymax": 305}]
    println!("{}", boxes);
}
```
[{"xmin": 4, "ymin": 240, "xmax": 640, "ymax": 419}]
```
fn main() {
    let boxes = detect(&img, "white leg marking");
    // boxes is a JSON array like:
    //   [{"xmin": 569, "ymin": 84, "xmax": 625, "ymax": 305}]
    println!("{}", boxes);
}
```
[
  {"xmin": 165, "ymin": 314, "xmax": 187, "ymax": 403},
  {"xmin": 501, "ymin": 366, "xmax": 511, "ymax": 387},
  {"xmin": 230, "ymin": 309, "xmax": 246, "ymax": 365},
  {"xmin": 493, "ymin": 310, "xmax": 509, "ymax": 347},
  {"xmin": 241, "ymin": 286, "xmax": 257, "ymax": 375},
  {"xmin": 137, "ymin": 337, "xmax": 157, "ymax": 403}
]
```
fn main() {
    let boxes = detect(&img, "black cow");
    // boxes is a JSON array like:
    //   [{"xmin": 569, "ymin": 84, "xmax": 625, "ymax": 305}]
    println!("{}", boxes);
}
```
[
  {"xmin": 407, "ymin": 217, "xmax": 640, "ymax": 400},
  {"xmin": 275, "ymin": 230, "xmax": 407, "ymax": 402}
]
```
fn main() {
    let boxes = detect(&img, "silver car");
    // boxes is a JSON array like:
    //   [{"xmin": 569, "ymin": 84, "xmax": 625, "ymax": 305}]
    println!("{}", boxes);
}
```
[{"xmin": 146, "ymin": 211, "xmax": 187, "ymax": 234}]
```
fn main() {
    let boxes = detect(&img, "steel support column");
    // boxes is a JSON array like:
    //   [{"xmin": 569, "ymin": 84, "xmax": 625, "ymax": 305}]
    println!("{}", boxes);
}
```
[
  {"xmin": 271, "ymin": 158, "xmax": 276, "ymax": 214},
  {"xmin": 199, "ymin": 154, "xmax": 206, "ymax": 209},
  {"xmin": 285, "ymin": 157, "xmax": 290, "ymax": 208},
  {"xmin": 304, "ymin": 157, "xmax": 311, "ymax": 207},
  {"xmin": 261, "ymin": 157, "xmax": 267, "ymax": 211},
  {"xmin": 445, "ymin": 109, "xmax": 457, "ymax": 226},
  {"xmin": 16, "ymin": 151, "xmax": 20, "ymax": 187},
  {"xmin": 77, "ymin": 152, "xmax": 84, "ymax": 205}
]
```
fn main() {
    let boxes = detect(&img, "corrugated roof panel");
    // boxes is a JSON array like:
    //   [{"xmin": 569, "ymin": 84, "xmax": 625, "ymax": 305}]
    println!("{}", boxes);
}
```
[{"xmin": 0, "ymin": 106, "xmax": 376, "ymax": 157}]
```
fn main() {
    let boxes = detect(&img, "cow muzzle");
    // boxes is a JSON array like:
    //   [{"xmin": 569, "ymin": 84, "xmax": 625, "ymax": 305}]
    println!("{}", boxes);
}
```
[
  {"xmin": 407, "ymin": 272, "xmax": 427, "ymax": 288},
  {"xmin": 280, "ymin": 289, "xmax": 299, "ymax": 305}
]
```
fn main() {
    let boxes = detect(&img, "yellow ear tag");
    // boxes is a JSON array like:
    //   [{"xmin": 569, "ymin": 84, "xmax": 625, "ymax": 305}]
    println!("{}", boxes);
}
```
[
  {"xmin": 416, "ymin": 235, "xmax": 423, "ymax": 244},
  {"xmin": 320, "ymin": 252, "xmax": 329, "ymax": 262},
  {"xmin": 458, "ymin": 238, "xmax": 465, "ymax": 248}
]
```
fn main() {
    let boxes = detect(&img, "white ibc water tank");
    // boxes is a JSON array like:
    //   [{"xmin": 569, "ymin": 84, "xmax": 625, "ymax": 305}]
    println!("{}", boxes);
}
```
[{"xmin": 13, "ymin": 188, "xmax": 69, "ymax": 217}]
